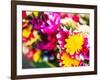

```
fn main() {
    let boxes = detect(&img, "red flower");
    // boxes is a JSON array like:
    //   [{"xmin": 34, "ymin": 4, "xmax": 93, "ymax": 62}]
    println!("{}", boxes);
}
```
[{"xmin": 72, "ymin": 15, "xmax": 80, "ymax": 22}]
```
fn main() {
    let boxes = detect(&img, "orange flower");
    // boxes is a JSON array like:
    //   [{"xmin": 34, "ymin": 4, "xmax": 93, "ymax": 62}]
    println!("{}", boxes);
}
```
[{"xmin": 59, "ymin": 51, "xmax": 81, "ymax": 67}]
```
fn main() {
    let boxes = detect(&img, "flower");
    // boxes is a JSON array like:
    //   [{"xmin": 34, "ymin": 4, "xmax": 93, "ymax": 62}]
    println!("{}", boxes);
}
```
[
  {"xmin": 29, "ymin": 12, "xmax": 61, "ymax": 34},
  {"xmin": 22, "ymin": 11, "xmax": 90, "ymax": 67},
  {"xmin": 58, "ymin": 50, "xmax": 81, "ymax": 67},
  {"xmin": 40, "ymin": 12, "xmax": 61, "ymax": 34},
  {"xmin": 61, "ymin": 18, "xmax": 79, "ymax": 31},
  {"xmin": 32, "ymin": 11, "xmax": 39, "ymax": 17},
  {"xmin": 36, "ymin": 42, "xmax": 56, "ymax": 50},
  {"xmin": 80, "ymin": 37, "xmax": 90, "ymax": 61},
  {"xmin": 36, "ymin": 34, "xmax": 57, "ymax": 50},
  {"xmin": 22, "ymin": 11, "xmax": 27, "ymax": 19},
  {"xmin": 22, "ymin": 24, "xmax": 32, "ymax": 38},
  {"xmin": 24, "ymin": 48, "xmax": 42, "ymax": 62},
  {"xmin": 56, "ymin": 29, "xmax": 70, "ymax": 49},
  {"xmin": 23, "ymin": 29, "xmax": 41, "ymax": 46},
  {"xmin": 60, "ymin": 13, "xmax": 80, "ymax": 31},
  {"xmin": 77, "ymin": 24, "xmax": 89, "ymax": 34},
  {"xmin": 64, "ymin": 33, "xmax": 84, "ymax": 55},
  {"xmin": 32, "ymin": 49, "xmax": 42, "ymax": 62},
  {"xmin": 25, "ymin": 49, "xmax": 35, "ymax": 60},
  {"xmin": 60, "ymin": 13, "xmax": 80, "ymax": 22}
]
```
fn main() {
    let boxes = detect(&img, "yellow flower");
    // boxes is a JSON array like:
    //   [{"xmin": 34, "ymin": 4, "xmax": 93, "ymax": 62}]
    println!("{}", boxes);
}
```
[
  {"xmin": 32, "ymin": 11, "xmax": 39, "ymax": 17},
  {"xmin": 33, "ymin": 49, "xmax": 42, "ymax": 62},
  {"xmin": 61, "ymin": 52, "xmax": 80, "ymax": 67},
  {"xmin": 64, "ymin": 33, "xmax": 84, "ymax": 55},
  {"xmin": 23, "ymin": 30, "xmax": 41, "ymax": 46},
  {"xmin": 25, "ymin": 11, "xmax": 39, "ymax": 18},
  {"xmin": 22, "ymin": 25, "xmax": 32, "ymax": 38}
]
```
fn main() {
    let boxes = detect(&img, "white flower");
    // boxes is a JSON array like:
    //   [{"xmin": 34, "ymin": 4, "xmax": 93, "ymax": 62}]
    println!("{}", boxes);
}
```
[
  {"xmin": 23, "ymin": 45, "xmax": 29, "ymax": 55},
  {"xmin": 26, "ymin": 11, "xmax": 32, "ymax": 16},
  {"xmin": 61, "ymin": 17, "xmax": 78, "ymax": 29},
  {"xmin": 77, "ymin": 24, "xmax": 90, "ymax": 33}
]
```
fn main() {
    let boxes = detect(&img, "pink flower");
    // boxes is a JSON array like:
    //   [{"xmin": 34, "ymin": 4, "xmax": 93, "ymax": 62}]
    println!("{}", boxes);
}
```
[
  {"xmin": 36, "ymin": 34, "xmax": 57, "ymax": 50},
  {"xmin": 41, "ymin": 12, "xmax": 61, "ymax": 34},
  {"xmin": 60, "ymin": 13, "xmax": 80, "ymax": 22},
  {"xmin": 57, "ymin": 29, "xmax": 70, "ymax": 48}
]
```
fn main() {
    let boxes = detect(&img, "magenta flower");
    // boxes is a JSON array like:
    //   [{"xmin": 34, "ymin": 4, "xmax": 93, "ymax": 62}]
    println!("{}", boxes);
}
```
[
  {"xmin": 81, "ymin": 37, "xmax": 90, "ymax": 61},
  {"xmin": 29, "ymin": 12, "xmax": 61, "ymax": 35},
  {"xmin": 36, "ymin": 34, "xmax": 57, "ymax": 50},
  {"xmin": 22, "ymin": 11, "xmax": 90, "ymax": 67},
  {"xmin": 57, "ymin": 29, "xmax": 70, "ymax": 48},
  {"xmin": 40, "ymin": 12, "xmax": 61, "ymax": 34}
]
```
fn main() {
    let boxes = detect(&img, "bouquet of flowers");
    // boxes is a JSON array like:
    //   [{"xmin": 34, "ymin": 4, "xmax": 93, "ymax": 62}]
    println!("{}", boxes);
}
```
[{"xmin": 22, "ymin": 11, "xmax": 90, "ymax": 68}]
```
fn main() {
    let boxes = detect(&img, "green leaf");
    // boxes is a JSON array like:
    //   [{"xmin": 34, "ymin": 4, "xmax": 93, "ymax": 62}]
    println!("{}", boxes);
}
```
[{"xmin": 32, "ymin": 61, "xmax": 59, "ymax": 68}]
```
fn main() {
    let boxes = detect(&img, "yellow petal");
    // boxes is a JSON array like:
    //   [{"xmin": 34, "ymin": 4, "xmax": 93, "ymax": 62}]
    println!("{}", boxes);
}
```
[
  {"xmin": 22, "ymin": 25, "xmax": 32, "ymax": 38},
  {"xmin": 33, "ymin": 49, "xmax": 41, "ymax": 62},
  {"xmin": 33, "ymin": 11, "xmax": 39, "ymax": 17},
  {"xmin": 61, "ymin": 52, "xmax": 80, "ymax": 67},
  {"xmin": 64, "ymin": 33, "xmax": 84, "ymax": 55}
]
